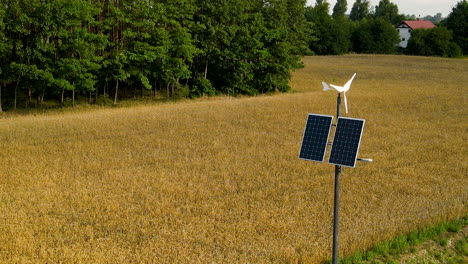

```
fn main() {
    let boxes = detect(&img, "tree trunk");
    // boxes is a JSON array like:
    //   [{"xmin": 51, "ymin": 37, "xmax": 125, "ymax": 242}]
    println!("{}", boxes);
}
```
[
  {"xmin": 204, "ymin": 59, "xmax": 208, "ymax": 79},
  {"xmin": 157, "ymin": 80, "xmax": 161, "ymax": 97},
  {"xmin": 0, "ymin": 83, "xmax": 2, "ymax": 112},
  {"xmin": 114, "ymin": 80, "xmax": 119, "ymax": 105},
  {"xmin": 61, "ymin": 88, "xmax": 65, "ymax": 103},
  {"xmin": 14, "ymin": 85, "xmax": 17, "ymax": 111},
  {"xmin": 14, "ymin": 75, "xmax": 20, "ymax": 111},
  {"xmin": 72, "ymin": 88, "xmax": 75, "ymax": 107},
  {"xmin": 166, "ymin": 83, "xmax": 170, "ymax": 99},
  {"xmin": 186, "ymin": 61, "xmax": 193, "ymax": 86},
  {"xmin": 26, "ymin": 87, "xmax": 31, "ymax": 108},
  {"xmin": 104, "ymin": 81, "xmax": 107, "ymax": 96},
  {"xmin": 40, "ymin": 90, "xmax": 44, "ymax": 108}
]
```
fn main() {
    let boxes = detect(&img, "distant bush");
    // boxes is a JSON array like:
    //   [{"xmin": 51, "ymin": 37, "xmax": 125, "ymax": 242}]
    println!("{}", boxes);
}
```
[
  {"xmin": 405, "ymin": 27, "xmax": 463, "ymax": 58},
  {"xmin": 351, "ymin": 17, "xmax": 400, "ymax": 54},
  {"xmin": 190, "ymin": 78, "xmax": 217, "ymax": 98},
  {"xmin": 95, "ymin": 94, "xmax": 113, "ymax": 107}
]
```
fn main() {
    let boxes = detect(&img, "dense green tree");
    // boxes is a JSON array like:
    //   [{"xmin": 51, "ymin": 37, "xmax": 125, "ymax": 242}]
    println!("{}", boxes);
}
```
[
  {"xmin": 374, "ymin": 0, "xmax": 404, "ymax": 25},
  {"xmin": 2, "ymin": 0, "xmax": 39, "ymax": 109},
  {"xmin": 192, "ymin": 0, "xmax": 310, "ymax": 96},
  {"xmin": 258, "ymin": 0, "xmax": 312, "ymax": 92},
  {"xmin": 98, "ymin": 0, "xmax": 129, "ymax": 104},
  {"xmin": 405, "ymin": 27, "xmax": 462, "ymax": 57},
  {"xmin": 331, "ymin": 0, "xmax": 352, "ymax": 54},
  {"xmin": 306, "ymin": 0, "xmax": 350, "ymax": 55},
  {"xmin": 351, "ymin": 17, "xmax": 400, "ymax": 54},
  {"xmin": 305, "ymin": 1, "xmax": 332, "ymax": 55},
  {"xmin": 332, "ymin": 16, "xmax": 352, "ymax": 54},
  {"xmin": 44, "ymin": 0, "xmax": 104, "ymax": 105},
  {"xmin": 443, "ymin": 0, "xmax": 468, "ymax": 54},
  {"xmin": 350, "ymin": 0, "xmax": 370, "ymax": 21},
  {"xmin": 153, "ymin": 0, "xmax": 197, "ymax": 98},
  {"xmin": 332, "ymin": 0, "xmax": 347, "ymax": 19},
  {"xmin": 191, "ymin": 0, "xmax": 238, "ymax": 94},
  {"xmin": 283, "ymin": 0, "xmax": 314, "ymax": 56}
]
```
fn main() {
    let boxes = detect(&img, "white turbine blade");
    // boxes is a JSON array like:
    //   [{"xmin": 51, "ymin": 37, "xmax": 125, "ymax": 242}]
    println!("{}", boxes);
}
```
[
  {"xmin": 343, "ymin": 73, "xmax": 356, "ymax": 91},
  {"xmin": 322, "ymin": 82, "xmax": 331, "ymax": 91},
  {"xmin": 329, "ymin": 84, "xmax": 344, "ymax": 92},
  {"xmin": 344, "ymin": 92, "xmax": 349, "ymax": 113}
]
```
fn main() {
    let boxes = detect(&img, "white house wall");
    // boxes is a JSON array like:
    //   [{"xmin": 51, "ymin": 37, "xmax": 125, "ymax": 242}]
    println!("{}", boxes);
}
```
[{"xmin": 397, "ymin": 27, "xmax": 412, "ymax": 48}]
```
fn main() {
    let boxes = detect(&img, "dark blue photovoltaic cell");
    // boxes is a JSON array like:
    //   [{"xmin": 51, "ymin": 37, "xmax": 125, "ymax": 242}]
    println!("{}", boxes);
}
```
[
  {"xmin": 328, "ymin": 117, "xmax": 365, "ymax": 168},
  {"xmin": 299, "ymin": 114, "xmax": 333, "ymax": 162}
]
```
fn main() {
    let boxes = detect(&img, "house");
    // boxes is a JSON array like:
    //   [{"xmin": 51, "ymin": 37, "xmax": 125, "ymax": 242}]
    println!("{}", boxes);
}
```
[{"xmin": 396, "ymin": 20, "xmax": 436, "ymax": 48}]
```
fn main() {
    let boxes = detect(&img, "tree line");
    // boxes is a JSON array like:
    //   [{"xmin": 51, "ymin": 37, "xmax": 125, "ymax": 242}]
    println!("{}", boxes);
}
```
[
  {"xmin": 0, "ymin": 0, "xmax": 467, "ymax": 111},
  {"xmin": 306, "ymin": 0, "xmax": 467, "ymax": 57},
  {"xmin": 0, "ymin": 0, "xmax": 311, "ymax": 111}
]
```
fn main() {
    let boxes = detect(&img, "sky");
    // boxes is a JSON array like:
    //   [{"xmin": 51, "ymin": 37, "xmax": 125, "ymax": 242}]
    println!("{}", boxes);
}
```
[{"xmin": 306, "ymin": 0, "xmax": 460, "ymax": 17}]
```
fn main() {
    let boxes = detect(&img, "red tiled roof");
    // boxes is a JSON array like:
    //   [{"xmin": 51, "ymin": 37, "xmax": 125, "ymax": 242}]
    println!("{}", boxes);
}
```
[{"xmin": 400, "ymin": 20, "xmax": 436, "ymax": 29}]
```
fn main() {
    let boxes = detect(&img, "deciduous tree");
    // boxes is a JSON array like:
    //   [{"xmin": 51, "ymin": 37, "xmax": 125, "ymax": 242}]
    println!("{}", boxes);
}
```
[
  {"xmin": 443, "ymin": 0, "xmax": 468, "ymax": 54},
  {"xmin": 351, "ymin": 17, "xmax": 399, "ymax": 54},
  {"xmin": 332, "ymin": 0, "xmax": 347, "ymax": 19},
  {"xmin": 374, "ymin": 0, "xmax": 404, "ymax": 25},
  {"xmin": 405, "ymin": 27, "xmax": 462, "ymax": 57},
  {"xmin": 350, "ymin": 0, "xmax": 370, "ymax": 21}
]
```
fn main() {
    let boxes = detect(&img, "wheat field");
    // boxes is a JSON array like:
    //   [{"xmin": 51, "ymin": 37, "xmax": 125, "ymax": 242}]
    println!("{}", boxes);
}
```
[{"xmin": 0, "ymin": 55, "xmax": 467, "ymax": 263}]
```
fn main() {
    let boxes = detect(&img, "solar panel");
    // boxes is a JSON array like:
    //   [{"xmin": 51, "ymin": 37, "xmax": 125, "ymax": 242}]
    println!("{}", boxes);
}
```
[
  {"xmin": 328, "ymin": 117, "xmax": 365, "ymax": 168},
  {"xmin": 299, "ymin": 114, "xmax": 333, "ymax": 162}
]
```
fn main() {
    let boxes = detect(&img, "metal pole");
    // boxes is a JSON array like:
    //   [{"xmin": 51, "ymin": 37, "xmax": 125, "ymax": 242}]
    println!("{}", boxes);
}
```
[
  {"xmin": 332, "ymin": 93, "xmax": 342, "ymax": 264},
  {"xmin": 332, "ymin": 165, "xmax": 341, "ymax": 264}
]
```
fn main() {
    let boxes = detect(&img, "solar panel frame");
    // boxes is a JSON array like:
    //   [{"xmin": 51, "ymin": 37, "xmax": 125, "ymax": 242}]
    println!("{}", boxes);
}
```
[
  {"xmin": 299, "ymin": 113, "xmax": 334, "ymax": 163},
  {"xmin": 328, "ymin": 117, "xmax": 365, "ymax": 168}
]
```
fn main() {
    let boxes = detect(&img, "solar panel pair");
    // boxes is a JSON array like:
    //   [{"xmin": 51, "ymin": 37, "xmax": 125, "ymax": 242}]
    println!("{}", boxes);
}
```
[{"xmin": 299, "ymin": 114, "xmax": 365, "ymax": 168}]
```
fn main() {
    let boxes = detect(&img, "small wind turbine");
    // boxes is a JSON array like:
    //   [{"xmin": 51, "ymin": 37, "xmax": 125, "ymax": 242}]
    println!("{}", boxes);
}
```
[{"xmin": 322, "ymin": 73, "xmax": 356, "ymax": 114}]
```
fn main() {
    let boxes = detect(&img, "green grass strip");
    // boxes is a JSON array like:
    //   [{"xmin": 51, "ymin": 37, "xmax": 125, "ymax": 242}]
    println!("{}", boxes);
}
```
[{"xmin": 324, "ymin": 216, "xmax": 468, "ymax": 264}]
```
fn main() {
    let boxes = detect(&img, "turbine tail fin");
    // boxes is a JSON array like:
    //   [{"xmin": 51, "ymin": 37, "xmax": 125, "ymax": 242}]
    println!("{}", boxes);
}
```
[{"xmin": 322, "ymin": 82, "xmax": 331, "ymax": 91}]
